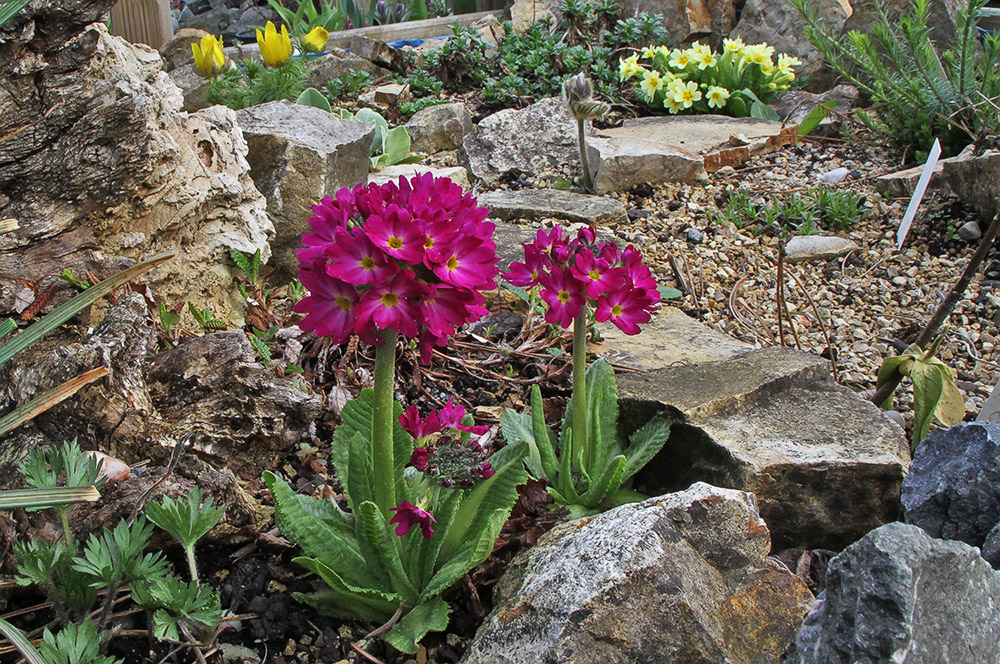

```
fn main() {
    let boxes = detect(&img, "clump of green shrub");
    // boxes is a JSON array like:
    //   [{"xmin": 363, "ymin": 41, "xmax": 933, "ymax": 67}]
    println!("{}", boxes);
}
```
[{"xmin": 793, "ymin": 0, "xmax": 1000, "ymax": 159}]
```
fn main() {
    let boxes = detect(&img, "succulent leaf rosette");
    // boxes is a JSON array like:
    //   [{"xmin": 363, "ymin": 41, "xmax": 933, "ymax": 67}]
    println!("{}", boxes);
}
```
[
  {"xmin": 620, "ymin": 39, "xmax": 800, "ymax": 117},
  {"xmin": 295, "ymin": 174, "xmax": 498, "ymax": 363}
]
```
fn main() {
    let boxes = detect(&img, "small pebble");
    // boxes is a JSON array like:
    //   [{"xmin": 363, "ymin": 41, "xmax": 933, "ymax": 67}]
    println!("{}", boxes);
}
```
[
  {"xmin": 686, "ymin": 228, "xmax": 705, "ymax": 243},
  {"xmin": 957, "ymin": 220, "xmax": 982, "ymax": 241}
]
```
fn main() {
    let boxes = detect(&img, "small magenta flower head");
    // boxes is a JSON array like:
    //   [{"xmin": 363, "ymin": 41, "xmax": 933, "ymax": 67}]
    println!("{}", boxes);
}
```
[
  {"xmin": 389, "ymin": 500, "xmax": 437, "ymax": 540},
  {"xmin": 295, "ymin": 175, "xmax": 498, "ymax": 361},
  {"xmin": 504, "ymin": 225, "xmax": 660, "ymax": 335},
  {"xmin": 399, "ymin": 401, "xmax": 495, "ymax": 487}
]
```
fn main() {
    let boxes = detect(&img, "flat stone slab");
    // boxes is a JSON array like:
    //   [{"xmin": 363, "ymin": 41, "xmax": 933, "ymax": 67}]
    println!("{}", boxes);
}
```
[
  {"xmin": 625, "ymin": 368, "xmax": 908, "ymax": 549},
  {"xmin": 595, "ymin": 115, "xmax": 798, "ymax": 172},
  {"xmin": 368, "ymin": 164, "xmax": 470, "ymax": 190},
  {"xmin": 785, "ymin": 235, "xmax": 860, "ymax": 263},
  {"xmin": 874, "ymin": 161, "xmax": 949, "ymax": 198},
  {"xmin": 589, "ymin": 306, "xmax": 754, "ymax": 372},
  {"xmin": 587, "ymin": 137, "xmax": 708, "ymax": 193},
  {"xmin": 476, "ymin": 189, "xmax": 627, "ymax": 226}
]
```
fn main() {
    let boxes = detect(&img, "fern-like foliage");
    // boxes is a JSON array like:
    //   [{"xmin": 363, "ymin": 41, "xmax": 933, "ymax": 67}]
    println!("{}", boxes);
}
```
[{"xmin": 793, "ymin": 0, "xmax": 1000, "ymax": 158}]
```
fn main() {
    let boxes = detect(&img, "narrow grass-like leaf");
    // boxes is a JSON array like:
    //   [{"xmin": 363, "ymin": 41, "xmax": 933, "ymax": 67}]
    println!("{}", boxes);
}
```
[
  {"xmin": 0, "ymin": 486, "xmax": 100, "ymax": 510},
  {"xmin": 0, "ymin": 617, "xmax": 46, "ymax": 664},
  {"xmin": 0, "ymin": 252, "xmax": 174, "ymax": 367},
  {"xmin": 0, "ymin": 367, "xmax": 109, "ymax": 437}
]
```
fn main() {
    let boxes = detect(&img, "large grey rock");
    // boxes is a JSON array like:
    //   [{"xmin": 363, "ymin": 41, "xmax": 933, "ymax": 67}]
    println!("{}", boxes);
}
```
[
  {"xmin": 305, "ymin": 48, "xmax": 393, "ymax": 88},
  {"xmin": 368, "ymin": 164, "xmax": 470, "ymax": 190},
  {"xmin": 462, "ymin": 483, "xmax": 813, "ymax": 664},
  {"xmin": 784, "ymin": 522, "xmax": 1000, "ymax": 664},
  {"xmin": 587, "ymin": 137, "xmax": 708, "ymax": 193},
  {"xmin": 459, "ymin": 97, "xmax": 580, "ymax": 186},
  {"xmin": 608, "ymin": 309, "xmax": 908, "ymax": 550},
  {"xmin": 403, "ymin": 102, "xmax": 473, "ymax": 154},
  {"xmin": 595, "ymin": 115, "xmax": 797, "ymax": 174},
  {"xmin": 784, "ymin": 235, "xmax": 860, "ymax": 264},
  {"xmin": 619, "ymin": 0, "xmax": 736, "ymax": 47},
  {"xmin": 0, "ymin": 15, "xmax": 272, "ymax": 328},
  {"xmin": 943, "ymin": 145, "xmax": 1000, "ymax": 223},
  {"xmin": 477, "ymin": 189, "xmax": 627, "ymax": 226},
  {"xmin": 901, "ymin": 421, "xmax": 1000, "ymax": 553},
  {"xmin": 874, "ymin": 161, "xmax": 949, "ymax": 198},
  {"xmin": 235, "ymin": 101, "xmax": 374, "ymax": 273},
  {"xmin": 732, "ymin": 0, "xmax": 852, "ymax": 91}
]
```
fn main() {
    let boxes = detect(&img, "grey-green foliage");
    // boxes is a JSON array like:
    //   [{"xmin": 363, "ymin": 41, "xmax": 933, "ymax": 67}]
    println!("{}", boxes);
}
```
[
  {"xmin": 265, "ymin": 389, "xmax": 528, "ymax": 653},
  {"xmin": 8, "ymin": 441, "xmax": 222, "ymax": 660},
  {"xmin": 501, "ymin": 358, "xmax": 671, "ymax": 517},
  {"xmin": 337, "ymin": 108, "xmax": 423, "ymax": 168},
  {"xmin": 793, "ymin": 0, "xmax": 1000, "ymax": 158},
  {"xmin": 708, "ymin": 187, "xmax": 868, "ymax": 235}
]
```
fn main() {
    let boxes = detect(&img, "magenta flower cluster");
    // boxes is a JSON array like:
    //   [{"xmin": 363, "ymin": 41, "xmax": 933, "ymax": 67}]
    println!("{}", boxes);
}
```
[
  {"xmin": 504, "ymin": 226, "xmax": 661, "ymax": 334},
  {"xmin": 295, "ymin": 175, "xmax": 499, "ymax": 362},
  {"xmin": 401, "ymin": 399, "xmax": 495, "ymax": 488}
]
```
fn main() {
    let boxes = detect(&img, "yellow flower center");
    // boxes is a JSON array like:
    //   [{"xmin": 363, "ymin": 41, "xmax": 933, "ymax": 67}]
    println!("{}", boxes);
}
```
[
  {"xmin": 558, "ymin": 291, "xmax": 571, "ymax": 304},
  {"xmin": 388, "ymin": 236, "xmax": 403, "ymax": 250},
  {"xmin": 611, "ymin": 304, "xmax": 623, "ymax": 317},
  {"xmin": 360, "ymin": 256, "xmax": 376, "ymax": 271},
  {"xmin": 381, "ymin": 293, "xmax": 399, "ymax": 307},
  {"xmin": 446, "ymin": 255, "xmax": 459, "ymax": 270},
  {"xmin": 588, "ymin": 269, "xmax": 600, "ymax": 281},
  {"xmin": 335, "ymin": 296, "xmax": 352, "ymax": 312}
]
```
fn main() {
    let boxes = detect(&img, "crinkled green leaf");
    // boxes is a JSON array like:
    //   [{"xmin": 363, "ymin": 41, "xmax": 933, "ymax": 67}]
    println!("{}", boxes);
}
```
[
  {"xmin": 622, "ymin": 417, "xmax": 671, "ymax": 482},
  {"xmin": 293, "ymin": 557, "xmax": 399, "ymax": 622},
  {"xmin": 576, "ymin": 454, "xmax": 625, "ymax": 510},
  {"xmin": 384, "ymin": 596, "xmax": 450, "ymax": 654},
  {"xmin": 356, "ymin": 500, "xmax": 417, "ymax": 601}
]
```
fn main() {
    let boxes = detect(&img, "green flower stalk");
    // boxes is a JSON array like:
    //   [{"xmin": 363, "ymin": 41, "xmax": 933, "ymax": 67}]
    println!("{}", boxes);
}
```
[{"xmin": 562, "ymin": 73, "xmax": 610, "ymax": 192}]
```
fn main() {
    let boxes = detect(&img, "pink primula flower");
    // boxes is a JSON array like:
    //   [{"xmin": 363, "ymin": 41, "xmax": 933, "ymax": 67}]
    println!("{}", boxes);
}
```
[
  {"xmin": 389, "ymin": 500, "xmax": 437, "ymax": 540},
  {"xmin": 595, "ymin": 287, "xmax": 654, "ymax": 335},
  {"xmin": 294, "ymin": 175, "xmax": 498, "ymax": 363},
  {"xmin": 399, "ymin": 405, "xmax": 442, "ymax": 440},
  {"xmin": 539, "ymin": 266, "xmax": 586, "ymax": 328}
]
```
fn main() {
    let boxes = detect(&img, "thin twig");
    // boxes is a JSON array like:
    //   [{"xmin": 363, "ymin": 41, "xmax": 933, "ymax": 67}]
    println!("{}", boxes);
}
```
[{"xmin": 784, "ymin": 264, "xmax": 840, "ymax": 380}]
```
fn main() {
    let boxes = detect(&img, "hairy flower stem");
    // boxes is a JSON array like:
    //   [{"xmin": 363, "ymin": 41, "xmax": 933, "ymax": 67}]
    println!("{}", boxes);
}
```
[
  {"xmin": 571, "ymin": 313, "xmax": 588, "ymax": 465},
  {"xmin": 576, "ymin": 119, "xmax": 595, "ymax": 193},
  {"xmin": 185, "ymin": 545, "xmax": 200, "ymax": 586},
  {"xmin": 59, "ymin": 508, "xmax": 72, "ymax": 545},
  {"xmin": 373, "ymin": 329, "xmax": 399, "ymax": 518}
]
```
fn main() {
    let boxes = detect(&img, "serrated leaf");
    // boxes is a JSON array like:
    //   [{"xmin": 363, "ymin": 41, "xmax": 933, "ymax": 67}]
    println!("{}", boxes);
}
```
[
  {"xmin": 293, "ymin": 557, "xmax": 399, "ymax": 622},
  {"xmin": 263, "ymin": 472, "xmax": 371, "ymax": 584},
  {"xmin": 385, "ymin": 596, "xmax": 450, "ymax": 654},
  {"xmin": 356, "ymin": 501, "xmax": 417, "ymax": 600},
  {"xmin": 622, "ymin": 417, "xmax": 671, "ymax": 481}
]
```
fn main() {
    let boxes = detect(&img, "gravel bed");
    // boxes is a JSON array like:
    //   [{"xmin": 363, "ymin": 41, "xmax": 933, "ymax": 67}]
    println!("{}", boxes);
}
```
[{"xmin": 476, "ymin": 137, "xmax": 1000, "ymax": 426}]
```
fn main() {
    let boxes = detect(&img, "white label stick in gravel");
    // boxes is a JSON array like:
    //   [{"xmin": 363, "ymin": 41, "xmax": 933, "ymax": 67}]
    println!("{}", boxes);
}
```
[{"xmin": 897, "ymin": 138, "xmax": 941, "ymax": 250}]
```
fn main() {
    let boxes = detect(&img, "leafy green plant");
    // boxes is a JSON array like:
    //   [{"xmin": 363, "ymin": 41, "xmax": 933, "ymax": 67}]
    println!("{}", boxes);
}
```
[
  {"xmin": 261, "ymin": 0, "xmax": 343, "ymax": 39},
  {"xmin": 793, "ymin": 0, "xmax": 1000, "ymax": 158},
  {"xmin": 876, "ymin": 336, "xmax": 965, "ymax": 448},
  {"xmin": 208, "ymin": 57, "xmax": 307, "ymax": 111},
  {"xmin": 323, "ymin": 70, "xmax": 375, "ymax": 102},
  {"xmin": 620, "ymin": 38, "xmax": 799, "ymax": 118},
  {"xmin": 5, "ymin": 441, "xmax": 222, "ymax": 660},
  {"xmin": 144, "ymin": 488, "xmax": 225, "ymax": 586},
  {"xmin": 708, "ymin": 188, "xmax": 867, "ymax": 234},
  {"xmin": 187, "ymin": 303, "xmax": 226, "ymax": 332},
  {"xmin": 500, "ymin": 226, "xmax": 672, "ymax": 517},
  {"xmin": 337, "ymin": 108, "xmax": 423, "ymax": 168}
]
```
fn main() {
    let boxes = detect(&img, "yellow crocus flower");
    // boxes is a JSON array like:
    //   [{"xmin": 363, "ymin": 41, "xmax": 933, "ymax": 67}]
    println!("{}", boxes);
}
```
[
  {"xmin": 257, "ymin": 21, "xmax": 292, "ymax": 67},
  {"xmin": 191, "ymin": 34, "xmax": 225, "ymax": 78},
  {"xmin": 302, "ymin": 26, "xmax": 329, "ymax": 54}
]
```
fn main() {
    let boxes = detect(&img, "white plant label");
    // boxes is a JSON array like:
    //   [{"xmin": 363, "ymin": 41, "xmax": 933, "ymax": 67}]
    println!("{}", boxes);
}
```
[
  {"xmin": 896, "ymin": 138, "xmax": 941, "ymax": 250},
  {"xmin": 979, "ymin": 378, "xmax": 1000, "ymax": 422}
]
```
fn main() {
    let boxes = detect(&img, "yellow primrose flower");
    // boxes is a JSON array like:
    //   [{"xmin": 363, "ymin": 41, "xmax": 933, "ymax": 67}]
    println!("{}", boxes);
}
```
[
  {"xmin": 663, "ymin": 94, "xmax": 684, "ymax": 114},
  {"xmin": 761, "ymin": 62, "xmax": 774, "ymax": 75},
  {"xmin": 191, "ymin": 34, "xmax": 225, "ymax": 78},
  {"xmin": 742, "ymin": 44, "xmax": 772, "ymax": 68},
  {"xmin": 256, "ymin": 21, "xmax": 292, "ymax": 67},
  {"xmin": 706, "ymin": 85, "xmax": 730, "ymax": 109},
  {"xmin": 668, "ymin": 48, "xmax": 692, "ymax": 69},
  {"xmin": 618, "ymin": 54, "xmax": 642, "ymax": 81},
  {"xmin": 672, "ymin": 80, "xmax": 702, "ymax": 108},
  {"xmin": 723, "ymin": 37, "xmax": 745, "ymax": 54},
  {"xmin": 639, "ymin": 69, "xmax": 666, "ymax": 99},
  {"xmin": 778, "ymin": 53, "xmax": 801, "ymax": 72},
  {"xmin": 689, "ymin": 41, "xmax": 712, "ymax": 58},
  {"xmin": 758, "ymin": 42, "xmax": 776, "ymax": 58},
  {"xmin": 641, "ymin": 46, "xmax": 657, "ymax": 59},
  {"xmin": 301, "ymin": 26, "xmax": 329, "ymax": 54},
  {"xmin": 655, "ymin": 45, "xmax": 672, "ymax": 58}
]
